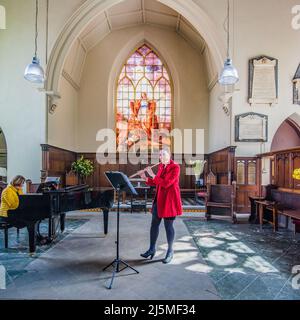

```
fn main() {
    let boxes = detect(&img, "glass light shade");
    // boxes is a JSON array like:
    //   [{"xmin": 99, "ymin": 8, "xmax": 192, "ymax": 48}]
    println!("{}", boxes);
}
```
[
  {"xmin": 24, "ymin": 57, "xmax": 45, "ymax": 83},
  {"xmin": 218, "ymin": 58, "xmax": 239, "ymax": 86}
]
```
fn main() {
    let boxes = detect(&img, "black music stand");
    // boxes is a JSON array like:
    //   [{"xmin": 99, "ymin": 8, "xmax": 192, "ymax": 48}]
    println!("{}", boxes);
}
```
[{"xmin": 103, "ymin": 171, "xmax": 139, "ymax": 289}]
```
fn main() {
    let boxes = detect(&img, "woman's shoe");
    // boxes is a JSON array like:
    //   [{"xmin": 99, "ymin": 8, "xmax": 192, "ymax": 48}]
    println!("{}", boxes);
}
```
[
  {"xmin": 140, "ymin": 249, "xmax": 156, "ymax": 260},
  {"xmin": 162, "ymin": 251, "xmax": 174, "ymax": 264}
]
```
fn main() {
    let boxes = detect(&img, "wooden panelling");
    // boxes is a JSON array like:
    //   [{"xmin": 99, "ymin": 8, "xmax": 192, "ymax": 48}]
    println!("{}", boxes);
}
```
[
  {"xmin": 41, "ymin": 146, "xmax": 198, "ymax": 189},
  {"xmin": 258, "ymin": 147, "xmax": 300, "ymax": 192},
  {"xmin": 207, "ymin": 146, "xmax": 237, "ymax": 184},
  {"xmin": 41, "ymin": 145, "xmax": 77, "ymax": 186}
]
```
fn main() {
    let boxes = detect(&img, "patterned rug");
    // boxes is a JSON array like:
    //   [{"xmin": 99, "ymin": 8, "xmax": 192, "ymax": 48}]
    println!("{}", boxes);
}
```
[
  {"xmin": 84, "ymin": 198, "xmax": 206, "ymax": 213},
  {"xmin": 184, "ymin": 219, "xmax": 300, "ymax": 300},
  {"xmin": 0, "ymin": 218, "xmax": 87, "ymax": 287}
]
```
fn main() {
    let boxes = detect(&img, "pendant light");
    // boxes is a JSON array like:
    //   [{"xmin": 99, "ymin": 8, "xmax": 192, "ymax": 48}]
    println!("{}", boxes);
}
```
[
  {"xmin": 24, "ymin": 0, "xmax": 45, "ymax": 84},
  {"xmin": 219, "ymin": 0, "xmax": 239, "ymax": 86}
]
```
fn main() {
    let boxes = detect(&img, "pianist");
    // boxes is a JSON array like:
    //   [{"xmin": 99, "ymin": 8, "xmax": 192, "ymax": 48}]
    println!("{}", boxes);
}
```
[{"xmin": 0, "ymin": 175, "xmax": 26, "ymax": 220}]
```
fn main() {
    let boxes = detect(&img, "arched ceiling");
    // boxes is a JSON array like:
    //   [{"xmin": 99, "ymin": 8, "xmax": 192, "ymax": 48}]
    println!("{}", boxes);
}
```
[
  {"xmin": 62, "ymin": 0, "xmax": 217, "ymax": 92},
  {"xmin": 79, "ymin": 0, "xmax": 206, "ymax": 52}
]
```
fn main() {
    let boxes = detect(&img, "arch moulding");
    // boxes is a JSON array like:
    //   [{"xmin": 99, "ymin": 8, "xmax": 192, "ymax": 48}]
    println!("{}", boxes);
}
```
[{"xmin": 46, "ymin": 0, "xmax": 225, "ymax": 98}]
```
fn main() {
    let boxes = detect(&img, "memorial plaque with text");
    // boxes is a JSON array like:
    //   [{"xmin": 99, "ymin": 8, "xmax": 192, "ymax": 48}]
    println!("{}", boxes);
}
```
[
  {"xmin": 249, "ymin": 56, "xmax": 278, "ymax": 106},
  {"xmin": 235, "ymin": 113, "xmax": 268, "ymax": 142}
]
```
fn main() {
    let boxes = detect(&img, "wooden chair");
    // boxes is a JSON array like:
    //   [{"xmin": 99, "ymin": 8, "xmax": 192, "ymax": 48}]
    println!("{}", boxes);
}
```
[
  {"xmin": 206, "ymin": 170, "xmax": 217, "ymax": 185},
  {"xmin": 26, "ymin": 180, "xmax": 41, "ymax": 193},
  {"xmin": 205, "ymin": 182, "xmax": 237, "ymax": 223}
]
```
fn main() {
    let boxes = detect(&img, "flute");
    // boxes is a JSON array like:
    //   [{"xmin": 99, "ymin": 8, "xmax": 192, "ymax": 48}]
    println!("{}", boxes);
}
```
[{"xmin": 129, "ymin": 163, "xmax": 160, "ymax": 179}]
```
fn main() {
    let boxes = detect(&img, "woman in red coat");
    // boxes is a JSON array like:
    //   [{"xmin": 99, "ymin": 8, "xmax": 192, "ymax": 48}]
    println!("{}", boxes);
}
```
[{"xmin": 138, "ymin": 149, "xmax": 182, "ymax": 264}]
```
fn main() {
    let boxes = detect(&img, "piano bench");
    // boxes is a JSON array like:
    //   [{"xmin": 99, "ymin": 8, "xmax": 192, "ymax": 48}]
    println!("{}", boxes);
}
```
[{"xmin": 0, "ymin": 222, "xmax": 12, "ymax": 249}]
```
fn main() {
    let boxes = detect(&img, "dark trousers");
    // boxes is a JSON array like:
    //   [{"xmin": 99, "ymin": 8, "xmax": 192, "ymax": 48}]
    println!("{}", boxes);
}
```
[{"xmin": 149, "ymin": 202, "xmax": 175, "ymax": 253}]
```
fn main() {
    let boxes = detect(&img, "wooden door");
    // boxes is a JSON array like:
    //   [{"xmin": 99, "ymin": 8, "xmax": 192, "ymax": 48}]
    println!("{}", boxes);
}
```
[{"xmin": 235, "ymin": 158, "xmax": 260, "ymax": 213}]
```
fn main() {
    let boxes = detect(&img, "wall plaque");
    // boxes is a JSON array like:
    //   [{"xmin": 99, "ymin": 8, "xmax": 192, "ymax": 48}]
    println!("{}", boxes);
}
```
[
  {"xmin": 248, "ymin": 56, "xmax": 278, "ymax": 106},
  {"xmin": 235, "ymin": 112, "xmax": 268, "ymax": 142}
]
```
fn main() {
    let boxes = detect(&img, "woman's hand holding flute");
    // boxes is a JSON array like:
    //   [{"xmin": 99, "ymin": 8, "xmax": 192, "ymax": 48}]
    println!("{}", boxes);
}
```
[
  {"xmin": 137, "ymin": 166, "xmax": 155, "ymax": 180},
  {"xmin": 138, "ymin": 170, "xmax": 147, "ymax": 181},
  {"xmin": 130, "ymin": 163, "xmax": 159, "ymax": 180},
  {"xmin": 145, "ymin": 167, "xmax": 155, "ymax": 179}
]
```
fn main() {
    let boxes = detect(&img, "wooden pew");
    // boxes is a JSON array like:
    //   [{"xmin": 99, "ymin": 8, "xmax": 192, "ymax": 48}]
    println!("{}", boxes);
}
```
[
  {"xmin": 205, "ymin": 182, "xmax": 237, "ymax": 223},
  {"xmin": 255, "ymin": 185, "xmax": 300, "ymax": 234}
]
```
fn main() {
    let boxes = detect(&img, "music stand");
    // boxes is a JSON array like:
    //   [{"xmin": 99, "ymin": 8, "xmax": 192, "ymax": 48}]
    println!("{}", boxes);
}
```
[{"xmin": 103, "ymin": 171, "xmax": 139, "ymax": 289}]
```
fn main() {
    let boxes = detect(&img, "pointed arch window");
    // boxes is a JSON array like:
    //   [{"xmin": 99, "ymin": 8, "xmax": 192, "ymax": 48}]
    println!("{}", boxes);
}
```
[{"xmin": 116, "ymin": 44, "xmax": 172, "ymax": 152}]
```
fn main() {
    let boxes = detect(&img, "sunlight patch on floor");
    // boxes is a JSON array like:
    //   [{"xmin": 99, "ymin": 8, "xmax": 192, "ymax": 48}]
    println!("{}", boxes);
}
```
[
  {"xmin": 169, "ymin": 251, "xmax": 199, "ymax": 265},
  {"xmin": 197, "ymin": 237, "xmax": 225, "ymax": 248},
  {"xmin": 185, "ymin": 263, "xmax": 213, "ymax": 273},
  {"xmin": 206, "ymin": 250, "xmax": 238, "ymax": 266},
  {"xmin": 214, "ymin": 231, "xmax": 239, "ymax": 241},
  {"xmin": 243, "ymin": 256, "xmax": 279, "ymax": 274},
  {"xmin": 227, "ymin": 242, "xmax": 255, "ymax": 254},
  {"xmin": 224, "ymin": 267, "xmax": 247, "ymax": 274}
]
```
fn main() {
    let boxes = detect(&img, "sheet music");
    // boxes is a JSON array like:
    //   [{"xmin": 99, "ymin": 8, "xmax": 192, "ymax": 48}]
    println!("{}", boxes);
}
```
[{"xmin": 105, "ymin": 171, "xmax": 138, "ymax": 196}]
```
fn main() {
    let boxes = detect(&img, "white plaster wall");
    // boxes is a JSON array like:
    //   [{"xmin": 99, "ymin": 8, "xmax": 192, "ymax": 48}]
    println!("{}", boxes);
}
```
[
  {"xmin": 231, "ymin": 0, "xmax": 300, "ymax": 157},
  {"xmin": 195, "ymin": 0, "xmax": 300, "ymax": 155},
  {"xmin": 208, "ymin": 83, "xmax": 231, "ymax": 152},
  {"xmin": 0, "ymin": 0, "xmax": 86, "ymax": 182},
  {"xmin": 0, "ymin": 0, "xmax": 47, "ymax": 182},
  {"xmin": 48, "ymin": 76, "xmax": 78, "ymax": 150}
]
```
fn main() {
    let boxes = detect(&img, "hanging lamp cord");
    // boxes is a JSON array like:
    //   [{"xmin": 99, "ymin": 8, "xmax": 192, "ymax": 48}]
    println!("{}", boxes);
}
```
[
  {"xmin": 46, "ymin": 0, "xmax": 49, "ymax": 64},
  {"xmin": 227, "ymin": 0, "xmax": 230, "ymax": 59},
  {"xmin": 34, "ymin": 0, "xmax": 39, "ymax": 58},
  {"xmin": 223, "ymin": 0, "xmax": 230, "ymax": 59}
]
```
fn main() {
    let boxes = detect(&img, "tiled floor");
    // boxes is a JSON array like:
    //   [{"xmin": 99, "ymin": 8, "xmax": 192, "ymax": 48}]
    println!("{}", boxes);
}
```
[
  {"xmin": 184, "ymin": 219, "xmax": 300, "ymax": 300},
  {"xmin": 1, "ymin": 213, "xmax": 300, "ymax": 300},
  {"xmin": 0, "ymin": 212, "xmax": 219, "ymax": 300},
  {"xmin": 0, "ymin": 219, "xmax": 87, "ymax": 286}
]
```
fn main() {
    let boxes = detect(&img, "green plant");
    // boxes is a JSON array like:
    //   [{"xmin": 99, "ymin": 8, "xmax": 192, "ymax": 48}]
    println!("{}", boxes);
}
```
[
  {"xmin": 71, "ymin": 156, "xmax": 94, "ymax": 179},
  {"xmin": 189, "ymin": 160, "xmax": 207, "ymax": 180}
]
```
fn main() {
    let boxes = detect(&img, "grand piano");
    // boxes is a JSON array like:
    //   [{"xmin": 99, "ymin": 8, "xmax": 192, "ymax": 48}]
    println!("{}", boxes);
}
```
[{"xmin": 6, "ymin": 184, "xmax": 114, "ymax": 253}]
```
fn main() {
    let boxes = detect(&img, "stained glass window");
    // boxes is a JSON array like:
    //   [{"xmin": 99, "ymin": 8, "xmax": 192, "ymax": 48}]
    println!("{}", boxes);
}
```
[{"xmin": 116, "ymin": 44, "xmax": 172, "ymax": 152}]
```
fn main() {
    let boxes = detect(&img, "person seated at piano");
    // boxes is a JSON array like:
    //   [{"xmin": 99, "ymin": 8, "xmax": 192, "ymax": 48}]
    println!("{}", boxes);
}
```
[
  {"xmin": 0, "ymin": 175, "xmax": 26, "ymax": 221},
  {"xmin": 138, "ymin": 149, "xmax": 182, "ymax": 264}
]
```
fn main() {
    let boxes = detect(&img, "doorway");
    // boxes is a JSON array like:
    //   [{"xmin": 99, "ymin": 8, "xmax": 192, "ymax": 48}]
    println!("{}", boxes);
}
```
[{"xmin": 235, "ymin": 157, "xmax": 261, "ymax": 213}]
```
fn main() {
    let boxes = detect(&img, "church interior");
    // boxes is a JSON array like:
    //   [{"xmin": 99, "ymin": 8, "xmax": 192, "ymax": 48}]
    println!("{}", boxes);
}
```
[{"xmin": 1, "ymin": 0, "xmax": 300, "ymax": 301}]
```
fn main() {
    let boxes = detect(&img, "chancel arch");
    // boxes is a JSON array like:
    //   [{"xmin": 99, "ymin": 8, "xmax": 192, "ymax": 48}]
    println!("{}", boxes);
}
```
[
  {"xmin": 46, "ymin": 0, "xmax": 224, "ymax": 100},
  {"xmin": 0, "ymin": 128, "xmax": 7, "ymax": 182},
  {"xmin": 271, "ymin": 113, "xmax": 300, "ymax": 152}
]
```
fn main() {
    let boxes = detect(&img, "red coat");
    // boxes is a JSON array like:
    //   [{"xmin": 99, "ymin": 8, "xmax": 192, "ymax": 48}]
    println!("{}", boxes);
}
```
[{"xmin": 146, "ymin": 160, "xmax": 182, "ymax": 218}]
